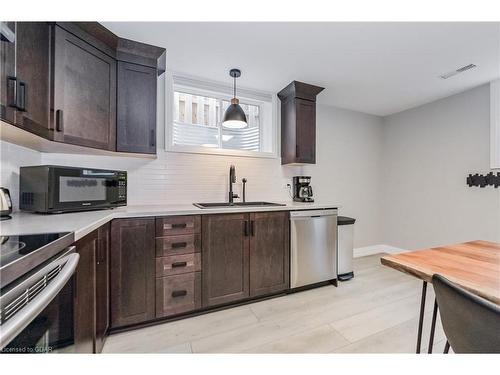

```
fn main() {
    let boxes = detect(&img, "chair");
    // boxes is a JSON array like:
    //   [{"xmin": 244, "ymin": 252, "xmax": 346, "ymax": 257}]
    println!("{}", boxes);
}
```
[{"xmin": 432, "ymin": 274, "xmax": 500, "ymax": 353}]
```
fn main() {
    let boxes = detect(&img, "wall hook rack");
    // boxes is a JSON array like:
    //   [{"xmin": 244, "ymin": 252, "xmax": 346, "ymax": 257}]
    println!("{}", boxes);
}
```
[{"xmin": 466, "ymin": 172, "xmax": 500, "ymax": 188}]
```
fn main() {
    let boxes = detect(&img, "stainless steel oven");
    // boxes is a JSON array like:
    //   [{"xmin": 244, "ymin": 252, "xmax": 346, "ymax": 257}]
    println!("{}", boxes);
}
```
[
  {"xmin": 20, "ymin": 165, "xmax": 127, "ymax": 213},
  {"xmin": 0, "ymin": 245, "xmax": 79, "ymax": 353}
]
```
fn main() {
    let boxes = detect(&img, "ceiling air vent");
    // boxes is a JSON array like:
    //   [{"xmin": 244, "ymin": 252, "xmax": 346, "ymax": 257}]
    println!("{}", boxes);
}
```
[{"xmin": 440, "ymin": 64, "xmax": 477, "ymax": 79}]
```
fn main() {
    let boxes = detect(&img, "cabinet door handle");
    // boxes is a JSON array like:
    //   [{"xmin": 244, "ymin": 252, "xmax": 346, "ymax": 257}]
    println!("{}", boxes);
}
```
[
  {"xmin": 244, "ymin": 220, "xmax": 249, "ymax": 236},
  {"xmin": 97, "ymin": 238, "xmax": 107, "ymax": 264},
  {"xmin": 17, "ymin": 81, "xmax": 26, "ymax": 112},
  {"xmin": 56, "ymin": 109, "xmax": 64, "ymax": 132},
  {"xmin": 150, "ymin": 129, "xmax": 155, "ymax": 147},
  {"xmin": 171, "ymin": 242, "xmax": 187, "ymax": 249},
  {"xmin": 171, "ymin": 261, "xmax": 187, "ymax": 268},
  {"xmin": 7, "ymin": 76, "xmax": 17, "ymax": 108},
  {"xmin": 171, "ymin": 290, "xmax": 187, "ymax": 298},
  {"xmin": 94, "ymin": 239, "xmax": 100, "ymax": 265},
  {"xmin": 250, "ymin": 220, "xmax": 255, "ymax": 236}
]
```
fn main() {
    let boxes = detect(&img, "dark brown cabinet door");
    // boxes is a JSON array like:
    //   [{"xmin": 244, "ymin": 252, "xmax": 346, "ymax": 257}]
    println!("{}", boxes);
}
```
[
  {"xmin": 14, "ymin": 22, "xmax": 51, "ymax": 137},
  {"xmin": 53, "ymin": 25, "xmax": 116, "ymax": 150},
  {"xmin": 110, "ymin": 218, "xmax": 155, "ymax": 328},
  {"xmin": 202, "ymin": 213, "xmax": 250, "ymax": 307},
  {"xmin": 0, "ymin": 22, "xmax": 16, "ymax": 123},
  {"xmin": 95, "ymin": 223, "xmax": 110, "ymax": 353},
  {"xmin": 0, "ymin": 22, "xmax": 51, "ymax": 135},
  {"xmin": 278, "ymin": 81, "xmax": 323, "ymax": 165},
  {"xmin": 74, "ymin": 230, "xmax": 97, "ymax": 353},
  {"xmin": 249, "ymin": 212, "xmax": 290, "ymax": 297},
  {"xmin": 295, "ymin": 98, "xmax": 316, "ymax": 164},
  {"xmin": 116, "ymin": 61, "xmax": 157, "ymax": 154}
]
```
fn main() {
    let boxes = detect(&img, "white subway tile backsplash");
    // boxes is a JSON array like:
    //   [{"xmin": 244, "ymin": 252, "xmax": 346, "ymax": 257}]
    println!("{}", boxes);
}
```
[
  {"xmin": 0, "ymin": 141, "xmax": 42, "ymax": 210},
  {"xmin": 38, "ymin": 148, "xmax": 294, "ymax": 206}
]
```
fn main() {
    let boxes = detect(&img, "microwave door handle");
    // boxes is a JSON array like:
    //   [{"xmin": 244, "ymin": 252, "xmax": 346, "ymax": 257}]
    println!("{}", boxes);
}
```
[
  {"xmin": 0, "ymin": 253, "xmax": 79, "ymax": 350},
  {"xmin": 82, "ymin": 172, "xmax": 116, "ymax": 176}
]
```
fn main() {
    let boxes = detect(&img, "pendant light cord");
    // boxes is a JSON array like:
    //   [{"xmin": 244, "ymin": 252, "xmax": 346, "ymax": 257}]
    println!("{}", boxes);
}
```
[{"xmin": 233, "ymin": 75, "xmax": 236, "ymax": 99}]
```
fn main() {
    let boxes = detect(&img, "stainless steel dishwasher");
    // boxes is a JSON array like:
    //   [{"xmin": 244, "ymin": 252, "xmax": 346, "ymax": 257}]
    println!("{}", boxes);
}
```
[{"xmin": 290, "ymin": 209, "xmax": 338, "ymax": 288}]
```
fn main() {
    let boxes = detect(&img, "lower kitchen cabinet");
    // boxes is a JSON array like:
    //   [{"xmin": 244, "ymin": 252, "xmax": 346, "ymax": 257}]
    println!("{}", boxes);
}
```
[
  {"xmin": 71, "ymin": 211, "xmax": 289, "ymax": 343},
  {"xmin": 110, "ymin": 218, "xmax": 155, "ymax": 328},
  {"xmin": 202, "ymin": 211, "xmax": 290, "ymax": 308},
  {"xmin": 95, "ymin": 223, "xmax": 110, "ymax": 353},
  {"xmin": 74, "ymin": 230, "xmax": 97, "ymax": 353},
  {"xmin": 73, "ymin": 225, "xmax": 110, "ymax": 353},
  {"xmin": 249, "ymin": 211, "xmax": 290, "ymax": 297},
  {"xmin": 156, "ymin": 272, "xmax": 202, "ymax": 318},
  {"xmin": 202, "ymin": 213, "xmax": 250, "ymax": 307}
]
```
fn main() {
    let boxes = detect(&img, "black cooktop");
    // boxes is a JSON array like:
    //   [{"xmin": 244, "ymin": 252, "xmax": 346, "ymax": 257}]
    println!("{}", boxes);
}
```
[{"xmin": 0, "ymin": 232, "xmax": 75, "ymax": 289}]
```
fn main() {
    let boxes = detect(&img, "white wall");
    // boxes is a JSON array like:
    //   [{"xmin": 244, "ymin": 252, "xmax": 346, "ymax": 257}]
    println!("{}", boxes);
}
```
[
  {"xmin": 382, "ymin": 84, "xmax": 500, "ymax": 250},
  {"xmin": 302, "ymin": 104, "xmax": 384, "ymax": 246},
  {"xmin": 0, "ymin": 141, "xmax": 41, "ymax": 209},
  {"xmin": 0, "ymin": 100, "xmax": 384, "ymax": 248}
]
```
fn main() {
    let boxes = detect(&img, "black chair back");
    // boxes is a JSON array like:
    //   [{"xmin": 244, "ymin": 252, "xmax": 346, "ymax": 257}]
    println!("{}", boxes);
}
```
[{"xmin": 432, "ymin": 274, "xmax": 500, "ymax": 353}]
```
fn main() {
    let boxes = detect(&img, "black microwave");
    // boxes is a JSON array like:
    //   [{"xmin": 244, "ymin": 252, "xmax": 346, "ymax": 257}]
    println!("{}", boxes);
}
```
[{"xmin": 20, "ymin": 165, "xmax": 127, "ymax": 213}]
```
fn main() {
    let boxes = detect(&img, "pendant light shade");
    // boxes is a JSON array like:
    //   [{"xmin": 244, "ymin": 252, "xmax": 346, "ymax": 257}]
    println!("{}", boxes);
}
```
[{"xmin": 222, "ymin": 69, "xmax": 248, "ymax": 129}]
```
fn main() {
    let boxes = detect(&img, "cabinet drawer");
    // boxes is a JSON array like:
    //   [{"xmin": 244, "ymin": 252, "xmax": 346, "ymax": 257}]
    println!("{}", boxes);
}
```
[
  {"xmin": 156, "ymin": 216, "xmax": 200, "ymax": 236},
  {"xmin": 155, "ymin": 234, "xmax": 200, "ymax": 257},
  {"xmin": 156, "ymin": 253, "xmax": 201, "ymax": 277},
  {"xmin": 156, "ymin": 272, "xmax": 201, "ymax": 318}
]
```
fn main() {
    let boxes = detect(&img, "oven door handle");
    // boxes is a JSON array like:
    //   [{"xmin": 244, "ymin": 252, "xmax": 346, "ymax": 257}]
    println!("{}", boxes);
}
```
[{"xmin": 0, "ymin": 252, "xmax": 80, "ymax": 349}]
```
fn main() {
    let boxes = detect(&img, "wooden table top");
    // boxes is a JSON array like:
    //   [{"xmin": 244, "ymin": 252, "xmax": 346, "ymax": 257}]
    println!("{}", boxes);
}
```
[{"xmin": 381, "ymin": 240, "xmax": 500, "ymax": 305}]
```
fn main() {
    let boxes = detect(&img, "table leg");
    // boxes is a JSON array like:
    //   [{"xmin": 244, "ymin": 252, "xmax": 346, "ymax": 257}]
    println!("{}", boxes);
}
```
[
  {"xmin": 428, "ymin": 298, "xmax": 438, "ymax": 353},
  {"xmin": 416, "ymin": 281, "xmax": 427, "ymax": 353},
  {"xmin": 444, "ymin": 341, "xmax": 450, "ymax": 354}
]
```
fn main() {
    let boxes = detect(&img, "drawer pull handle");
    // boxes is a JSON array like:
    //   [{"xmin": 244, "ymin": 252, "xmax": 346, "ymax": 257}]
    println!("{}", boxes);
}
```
[
  {"xmin": 171, "ymin": 242, "xmax": 187, "ymax": 249},
  {"xmin": 172, "ymin": 261, "xmax": 187, "ymax": 268},
  {"xmin": 172, "ymin": 223, "xmax": 187, "ymax": 229},
  {"xmin": 164, "ymin": 222, "xmax": 191, "ymax": 230},
  {"xmin": 171, "ymin": 290, "xmax": 187, "ymax": 298}
]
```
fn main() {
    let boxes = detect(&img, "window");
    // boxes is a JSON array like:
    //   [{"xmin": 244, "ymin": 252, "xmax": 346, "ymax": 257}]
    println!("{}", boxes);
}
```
[
  {"xmin": 491, "ymin": 80, "xmax": 500, "ymax": 169},
  {"xmin": 167, "ymin": 74, "xmax": 277, "ymax": 157}
]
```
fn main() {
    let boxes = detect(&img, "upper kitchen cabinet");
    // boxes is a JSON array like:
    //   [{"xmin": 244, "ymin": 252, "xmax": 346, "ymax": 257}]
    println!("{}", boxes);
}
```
[
  {"xmin": 0, "ymin": 21, "xmax": 165, "ymax": 156},
  {"xmin": 52, "ymin": 25, "xmax": 117, "ymax": 150},
  {"xmin": 278, "ymin": 81, "xmax": 324, "ymax": 165},
  {"xmin": 0, "ymin": 22, "xmax": 52, "ymax": 137},
  {"xmin": 116, "ymin": 39, "xmax": 165, "ymax": 154}
]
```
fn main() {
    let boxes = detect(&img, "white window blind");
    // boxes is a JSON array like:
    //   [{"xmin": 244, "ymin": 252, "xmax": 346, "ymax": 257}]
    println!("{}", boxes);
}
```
[{"xmin": 168, "ymin": 75, "xmax": 276, "ymax": 157}]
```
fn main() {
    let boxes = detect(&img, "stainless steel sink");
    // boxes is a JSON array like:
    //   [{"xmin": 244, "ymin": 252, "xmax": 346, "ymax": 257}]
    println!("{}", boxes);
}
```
[{"xmin": 193, "ymin": 201, "xmax": 286, "ymax": 209}]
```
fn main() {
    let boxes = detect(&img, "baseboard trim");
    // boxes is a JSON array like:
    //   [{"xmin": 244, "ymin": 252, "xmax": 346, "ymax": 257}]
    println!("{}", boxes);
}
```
[{"xmin": 353, "ymin": 244, "xmax": 407, "ymax": 258}]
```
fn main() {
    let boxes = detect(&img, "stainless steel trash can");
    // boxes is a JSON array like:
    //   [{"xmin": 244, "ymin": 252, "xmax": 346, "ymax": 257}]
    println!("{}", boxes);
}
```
[{"xmin": 337, "ymin": 216, "xmax": 355, "ymax": 281}]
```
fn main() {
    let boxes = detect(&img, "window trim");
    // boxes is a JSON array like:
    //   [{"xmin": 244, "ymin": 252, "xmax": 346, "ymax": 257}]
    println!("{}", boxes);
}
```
[
  {"xmin": 166, "ymin": 73, "xmax": 278, "ymax": 159},
  {"xmin": 491, "ymin": 80, "xmax": 500, "ymax": 169}
]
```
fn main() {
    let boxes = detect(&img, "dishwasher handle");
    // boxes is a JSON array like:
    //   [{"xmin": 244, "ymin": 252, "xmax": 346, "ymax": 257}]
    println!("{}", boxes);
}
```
[{"xmin": 290, "ymin": 209, "xmax": 338, "ymax": 219}]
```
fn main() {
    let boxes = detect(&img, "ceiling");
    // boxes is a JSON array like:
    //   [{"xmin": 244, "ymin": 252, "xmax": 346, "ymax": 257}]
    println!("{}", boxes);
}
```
[{"xmin": 103, "ymin": 22, "xmax": 500, "ymax": 116}]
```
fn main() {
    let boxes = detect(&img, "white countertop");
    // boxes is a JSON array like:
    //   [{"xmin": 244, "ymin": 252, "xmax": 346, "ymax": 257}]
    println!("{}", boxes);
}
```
[{"xmin": 0, "ymin": 202, "xmax": 340, "ymax": 241}]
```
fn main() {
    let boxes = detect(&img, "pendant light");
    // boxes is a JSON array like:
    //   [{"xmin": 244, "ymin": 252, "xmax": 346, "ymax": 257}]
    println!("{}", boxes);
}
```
[{"xmin": 222, "ymin": 69, "xmax": 248, "ymax": 129}]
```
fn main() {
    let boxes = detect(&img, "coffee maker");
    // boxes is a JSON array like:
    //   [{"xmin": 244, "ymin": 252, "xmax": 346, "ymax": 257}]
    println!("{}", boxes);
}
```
[{"xmin": 293, "ymin": 176, "xmax": 314, "ymax": 202}]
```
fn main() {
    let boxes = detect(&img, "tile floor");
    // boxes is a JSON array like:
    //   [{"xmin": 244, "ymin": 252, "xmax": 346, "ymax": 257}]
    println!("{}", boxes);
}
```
[{"xmin": 103, "ymin": 253, "xmax": 448, "ymax": 353}]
